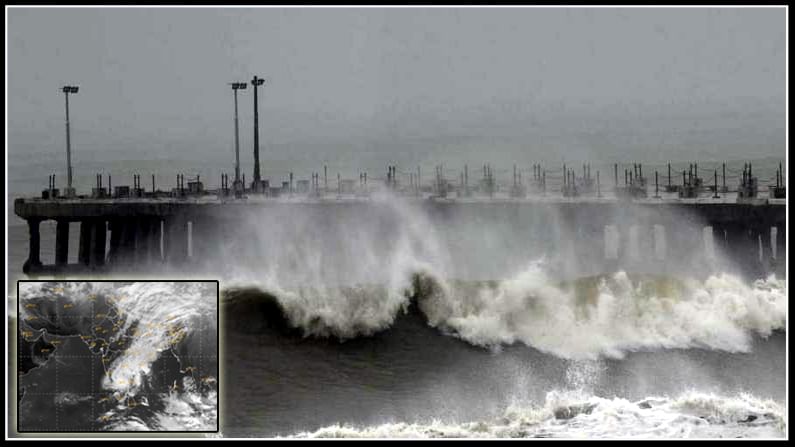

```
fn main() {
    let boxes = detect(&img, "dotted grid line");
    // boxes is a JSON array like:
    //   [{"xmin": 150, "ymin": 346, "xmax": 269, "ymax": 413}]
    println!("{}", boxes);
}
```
[
  {"xmin": 22, "ymin": 393, "xmax": 160, "ymax": 396},
  {"xmin": 55, "ymin": 299, "xmax": 59, "ymax": 431},
  {"xmin": 24, "ymin": 427, "xmax": 97, "ymax": 432},
  {"xmin": 20, "ymin": 356, "xmax": 218, "ymax": 359},
  {"xmin": 199, "ymin": 312, "xmax": 202, "ymax": 410},
  {"xmin": 91, "ymin": 298, "xmax": 95, "ymax": 432}
]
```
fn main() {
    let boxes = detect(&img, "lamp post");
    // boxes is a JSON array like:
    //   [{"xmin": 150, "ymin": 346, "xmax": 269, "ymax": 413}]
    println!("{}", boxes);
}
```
[
  {"xmin": 62, "ymin": 85, "xmax": 79, "ymax": 197},
  {"xmin": 251, "ymin": 75, "xmax": 266, "ymax": 192},
  {"xmin": 229, "ymin": 82, "xmax": 246, "ymax": 195}
]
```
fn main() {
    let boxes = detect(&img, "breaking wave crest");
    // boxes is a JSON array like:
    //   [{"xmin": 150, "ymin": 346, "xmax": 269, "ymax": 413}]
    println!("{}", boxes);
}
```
[
  {"xmin": 287, "ymin": 390, "xmax": 786, "ymax": 438},
  {"xmin": 224, "ymin": 266, "xmax": 786, "ymax": 360}
]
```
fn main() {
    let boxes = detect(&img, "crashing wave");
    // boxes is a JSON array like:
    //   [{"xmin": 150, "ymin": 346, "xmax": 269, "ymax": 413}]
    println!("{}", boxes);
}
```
[
  {"xmin": 287, "ymin": 390, "xmax": 786, "ymax": 438},
  {"xmin": 225, "ymin": 267, "xmax": 786, "ymax": 360}
]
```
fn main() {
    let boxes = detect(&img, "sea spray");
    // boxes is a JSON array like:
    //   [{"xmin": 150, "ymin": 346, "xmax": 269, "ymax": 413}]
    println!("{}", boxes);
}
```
[
  {"xmin": 288, "ymin": 391, "xmax": 786, "ymax": 439},
  {"xmin": 232, "ymin": 266, "xmax": 786, "ymax": 360},
  {"xmin": 417, "ymin": 267, "xmax": 787, "ymax": 359}
]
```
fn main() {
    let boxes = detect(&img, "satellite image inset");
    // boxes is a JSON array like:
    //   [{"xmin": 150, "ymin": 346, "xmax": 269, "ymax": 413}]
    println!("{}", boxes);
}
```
[{"xmin": 17, "ymin": 281, "xmax": 218, "ymax": 432}]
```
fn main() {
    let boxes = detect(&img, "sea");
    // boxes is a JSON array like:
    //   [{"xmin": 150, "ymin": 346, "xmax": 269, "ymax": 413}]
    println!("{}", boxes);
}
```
[{"xmin": 6, "ymin": 156, "xmax": 788, "ymax": 438}]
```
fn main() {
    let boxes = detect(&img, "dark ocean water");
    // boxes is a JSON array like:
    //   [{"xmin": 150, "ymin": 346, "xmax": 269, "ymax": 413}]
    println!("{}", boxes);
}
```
[
  {"xmin": 218, "ymin": 276, "xmax": 786, "ymax": 438},
  {"xmin": 6, "ymin": 157, "xmax": 787, "ymax": 438}
]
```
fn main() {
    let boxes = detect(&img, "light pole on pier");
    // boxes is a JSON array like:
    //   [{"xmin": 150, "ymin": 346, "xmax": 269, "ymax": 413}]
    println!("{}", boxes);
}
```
[
  {"xmin": 229, "ymin": 82, "xmax": 247, "ymax": 195},
  {"xmin": 251, "ymin": 75, "xmax": 266, "ymax": 192},
  {"xmin": 62, "ymin": 85, "xmax": 79, "ymax": 197}
]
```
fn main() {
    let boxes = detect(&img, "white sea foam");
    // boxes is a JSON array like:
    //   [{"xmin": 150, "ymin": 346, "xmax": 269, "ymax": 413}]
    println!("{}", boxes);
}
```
[
  {"xmin": 219, "ymin": 192, "xmax": 785, "ymax": 358},
  {"xmin": 242, "ymin": 259, "xmax": 785, "ymax": 360},
  {"xmin": 418, "ymin": 266, "xmax": 787, "ymax": 359},
  {"xmin": 224, "ymin": 195, "xmax": 449, "ymax": 339},
  {"xmin": 289, "ymin": 390, "xmax": 786, "ymax": 439}
]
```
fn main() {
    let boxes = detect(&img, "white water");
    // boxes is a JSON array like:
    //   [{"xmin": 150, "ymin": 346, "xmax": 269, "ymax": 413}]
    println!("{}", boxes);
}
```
[
  {"xmin": 216, "ymin": 191, "xmax": 785, "ymax": 360},
  {"xmin": 289, "ymin": 390, "xmax": 786, "ymax": 439},
  {"xmin": 234, "ymin": 264, "xmax": 786, "ymax": 361},
  {"xmin": 420, "ymin": 266, "xmax": 787, "ymax": 359}
]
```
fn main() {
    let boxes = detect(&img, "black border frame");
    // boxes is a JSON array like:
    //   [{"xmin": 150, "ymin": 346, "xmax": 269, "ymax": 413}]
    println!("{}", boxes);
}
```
[{"xmin": 14, "ymin": 279, "xmax": 220, "ymax": 435}]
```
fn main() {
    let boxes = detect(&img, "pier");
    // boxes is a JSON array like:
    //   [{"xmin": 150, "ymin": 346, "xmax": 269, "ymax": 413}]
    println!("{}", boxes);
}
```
[{"xmin": 14, "ymin": 189, "xmax": 786, "ymax": 280}]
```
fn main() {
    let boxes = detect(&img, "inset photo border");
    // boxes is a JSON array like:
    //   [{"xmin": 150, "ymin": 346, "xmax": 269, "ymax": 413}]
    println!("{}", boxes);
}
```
[{"xmin": 15, "ymin": 280, "xmax": 219, "ymax": 434}]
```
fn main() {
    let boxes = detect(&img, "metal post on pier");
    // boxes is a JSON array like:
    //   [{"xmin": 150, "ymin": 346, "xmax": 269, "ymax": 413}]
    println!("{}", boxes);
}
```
[
  {"xmin": 542, "ymin": 170, "xmax": 546, "ymax": 194},
  {"xmin": 251, "ymin": 75, "xmax": 266, "ymax": 192},
  {"xmin": 597, "ymin": 171, "xmax": 601, "ymax": 197},
  {"xmin": 713, "ymin": 169, "xmax": 720, "ymax": 198},
  {"xmin": 62, "ymin": 85, "xmax": 79, "ymax": 197},
  {"xmin": 654, "ymin": 171, "xmax": 660, "ymax": 198},
  {"xmin": 668, "ymin": 163, "xmax": 671, "ymax": 189},
  {"xmin": 722, "ymin": 163, "xmax": 726, "ymax": 191},
  {"xmin": 229, "ymin": 81, "xmax": 246, "ymax": 192}
]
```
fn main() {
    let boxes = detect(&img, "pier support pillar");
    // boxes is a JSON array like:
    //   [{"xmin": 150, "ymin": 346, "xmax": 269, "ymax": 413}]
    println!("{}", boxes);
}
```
[
  {"xmin": 78, "ymin": 220, "xmax": 93, "ymax": 266},
  {"xmin": 636, "ymin": 224, "xmax": 654, "ymax": 272},
  {"xmin": 576, "ymin": 219, "xmax": 606, "ymax": 276},
  {"xmin": 147, "ymin": 218, "xmax": 163, "ymax": 263},
  {"xmin": 662, "ymin": 217, "xmax": 702, "ymax": 276},
  {"xmin": 759, "ymin": 225, "xmax": 774, "ymax": 274},
  {"xmin": 119, "ymin": 220, "xmax": 137, "ymax": 266},
  {"xmin": 653, "ymin": 224, "xmax": 666, "ymax": 261},
  {"xmin": 134, "ymin": 218, "xmax": 148, "ymax": 265},
  {"xmin": 616, "ymin": 224, "xmax": 633, "ymax": 270},
  {"xmin": 22, "ymin": 219, "xmax": 42, "ymax": 274},
  {"xmin": 712, "ymin": 225, "xmax": 727, "ymax": 255},
  {"xmin": 164, "ymin": 215, "xmax": 189, "ymax": 265},
  {"xmin": 107, "ymin": 219, "xmax": 123, "ymax": 265},
  {"xmin": 604, "ymin": 224, "xmax": 620, "ymax": 272},
  {"xmin": 90, "ymin": 219, "xmax": 107, "ymax": 268},
  {"xmin": 725, "ymin": 223, "xmax": 761, "ymax": 278},
  {"xmin": 190, "ymin": 218, "xmax": 214, "ymax": 268},
  {"xmin": 555, "ymin": 207, "xmax": 578, "ymax": 275},
  {"xmin": 55, "ymin": 220, "xmax": 70, "ymax": 267},
  {"xmin": 774, "ymin": 224, "xmax": 786, "ymax": 278}
]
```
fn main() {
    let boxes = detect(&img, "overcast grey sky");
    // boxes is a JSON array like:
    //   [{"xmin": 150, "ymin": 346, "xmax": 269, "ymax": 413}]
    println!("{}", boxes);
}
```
[{"xmin": 7, "ymin": 6, "xmax": 786, "ymax": 169}]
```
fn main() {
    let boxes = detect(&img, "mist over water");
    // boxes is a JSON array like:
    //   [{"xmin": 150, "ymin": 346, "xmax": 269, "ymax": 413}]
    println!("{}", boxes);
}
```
[
  {"xmin": 201, "ymin": 189, "xmax": 786, "ymax": 438},
  {"xmin": 6, "ymin": 6, "xmax": 786, "ymax": 439},
  {"xmin": 7, "ymin": 179, "xmax": 787, "ymax": 437}
]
